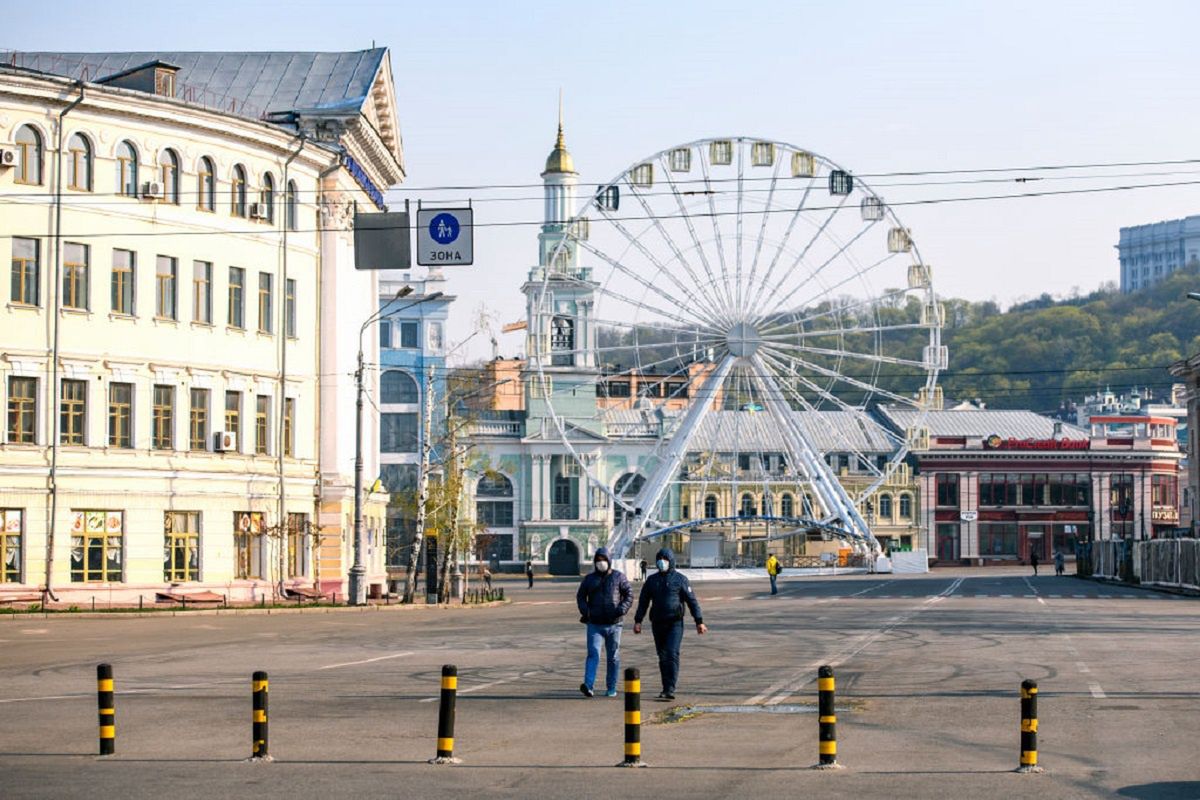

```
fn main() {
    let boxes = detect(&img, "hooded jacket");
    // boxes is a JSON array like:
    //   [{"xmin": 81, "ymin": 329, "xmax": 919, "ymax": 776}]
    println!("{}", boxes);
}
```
[
  {"xmin": 576, "ymin": 547, "xmax": 633, "ymax": 625},
  {"xmin": 634, "ymin": 548, "xmax": 703, "ymax": 626}
]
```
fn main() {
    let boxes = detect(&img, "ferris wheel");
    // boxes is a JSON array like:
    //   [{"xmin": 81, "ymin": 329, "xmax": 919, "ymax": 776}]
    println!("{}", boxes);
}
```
[{"xmin": 532, "ymin": 137, "xmax": 944, "ymax": 558}]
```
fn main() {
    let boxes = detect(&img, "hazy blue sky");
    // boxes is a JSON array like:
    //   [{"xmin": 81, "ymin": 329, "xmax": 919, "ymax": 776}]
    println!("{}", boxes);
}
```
[{"xmin": 8, "ymin": 0, "xmax": 1200, "ymax": 360}]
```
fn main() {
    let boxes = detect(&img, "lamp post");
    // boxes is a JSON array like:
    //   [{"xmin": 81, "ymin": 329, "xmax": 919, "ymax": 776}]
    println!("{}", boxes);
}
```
[{"xmin": 349, "ymin": 286, "xmax": 442, "ymax": 606}]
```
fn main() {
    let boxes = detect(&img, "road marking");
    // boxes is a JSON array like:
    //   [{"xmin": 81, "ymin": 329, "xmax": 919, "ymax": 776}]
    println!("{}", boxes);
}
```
[
  {"xmin": 514, "ymin": 601, "xmax": 573, "ymax": 606},
  {"xmin": 1000, "ymin": 594, "xmax": 1013, "ymax": 598},
  {"xmin": 419, "ymin": 670, "xmax": 540, "ymax": 703},
  {"xmin": 1073, "ymin": 594, "xmax": 1086, "ymax": 598},
  {"xmin": 1076, "ymin": 662, "xmax": 1090, "ymax": 674},
  {"xmin": 1037, "ymin": 597, "xmax": 1046, "ymax": 605},
  {"xmin": 317, "ymin": 651, "xmax": 413, "ymax": 670},
  {"xmin": 1089, "ymin": 683, "xmax": 1107, "ymax": 699},
  {"xmin": 19, "ymin": 629, "xmax": 48, "ymax": 635}
]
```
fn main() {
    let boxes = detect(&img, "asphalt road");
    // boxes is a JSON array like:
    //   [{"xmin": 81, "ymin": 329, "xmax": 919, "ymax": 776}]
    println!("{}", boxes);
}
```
[{"xmin": 1, "ymin": 567, "xmax": 1197, "ymax": 799}]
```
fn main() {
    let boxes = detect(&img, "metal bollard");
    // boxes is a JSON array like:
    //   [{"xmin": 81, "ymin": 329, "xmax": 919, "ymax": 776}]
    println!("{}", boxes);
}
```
[
  {"xmin": 617, "ymin": 667, "xmax": 646, "ymax": 767},
  {"xmin": 1018, "ymin": 679, "xmax": 1043, "ymax": 773},
  {"xmin": 430, "ymin": 665, "xmax": 460, "ymax": 764},
  {"xmin": 498, "ymin": 588, "xmax": 505, "ymax": 601},
  {"xmin": 97, "ymin": 663, "xmax": 115, "ymax": 756},
  {"xmin": 251, "ymin": 671, "xmax": 270, "ymax": 761},
  {"xmin": 813, "ymin": 664, "xmax": 842, "ymax": 769}
]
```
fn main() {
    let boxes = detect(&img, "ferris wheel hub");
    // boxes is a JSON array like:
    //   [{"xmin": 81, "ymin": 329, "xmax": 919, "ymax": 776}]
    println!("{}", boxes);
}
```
[{"xmin": 725, "ymin": 322, "xmax": 763, "ymax": 358}]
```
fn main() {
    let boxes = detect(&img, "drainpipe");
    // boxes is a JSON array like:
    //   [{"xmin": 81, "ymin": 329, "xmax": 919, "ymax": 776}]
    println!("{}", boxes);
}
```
[
  {"xmin": 44, "ymin": 80, "xmax": 85, "ymax": 604},
  {"xmin": 277, "ymin": 132, "xmax": 305, "ymax": 595}
]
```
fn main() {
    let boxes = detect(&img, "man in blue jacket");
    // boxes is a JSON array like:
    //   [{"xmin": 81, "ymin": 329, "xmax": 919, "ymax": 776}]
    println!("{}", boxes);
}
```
[
  {"xmin": 633, "ymin": 547, "xmax": 707, "ymax": 700},
  {"xmin": 576, "ymin": 547, "xmax": 633, "ymax": 697}
]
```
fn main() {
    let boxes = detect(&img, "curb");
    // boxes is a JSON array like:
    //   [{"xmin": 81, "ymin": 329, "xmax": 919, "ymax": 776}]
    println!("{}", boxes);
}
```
[
  {"xmin": 1088, "ymin": 575, "xmax": 1200, "ymax": 597},
  {"xmin": 0, "ymin": 599, "xmax": 509, "ymax": 621}
]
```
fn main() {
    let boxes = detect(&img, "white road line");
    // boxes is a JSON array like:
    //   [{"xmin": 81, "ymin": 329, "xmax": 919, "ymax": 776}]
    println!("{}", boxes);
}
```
[
  {"xmin": 1076, "ymin": 662, "xmax": 1090, "ymax": 674},
  {"xmin": 1073, "ymin": 594, "xmax": 1086, "ymax": 598},
  {"xmin": 1089, "ymin": 683, "xmax": 1107, "ymax": 699},
  {"xmin": 419, "ymin": 670, "xmax": 540, "ymax": 703},
  {"xmin": 1000, "ymin": 594, "xmax": 1013, "ymax": 598},
  {"xmin": 1037, "ymin": 597, "xmax": 1046, "ymax": 605},
  {"xmin": 317, "ymin": 651, "xmax": 413, "ymax": 670}
]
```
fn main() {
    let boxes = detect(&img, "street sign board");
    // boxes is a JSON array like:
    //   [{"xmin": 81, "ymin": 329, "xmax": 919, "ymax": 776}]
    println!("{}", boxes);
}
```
[
  {"xmin": 416, "ymin": 208, "xmax": 473, "ymax": 266},
  {"xmin": 354, "ymin": 211, "xmax": 411, "ymax": 270}
]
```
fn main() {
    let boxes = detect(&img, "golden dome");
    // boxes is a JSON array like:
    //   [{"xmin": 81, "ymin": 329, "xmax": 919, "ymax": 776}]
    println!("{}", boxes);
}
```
[{"xmin": 543, "ymin": 122, "xmax": 576, "ymax": 175}]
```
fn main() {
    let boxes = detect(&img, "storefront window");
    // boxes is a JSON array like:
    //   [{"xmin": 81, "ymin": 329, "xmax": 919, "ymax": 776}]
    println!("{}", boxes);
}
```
[{"xmin": 978, "ymin": 523, "xmax": 1019, "ymax": 557}]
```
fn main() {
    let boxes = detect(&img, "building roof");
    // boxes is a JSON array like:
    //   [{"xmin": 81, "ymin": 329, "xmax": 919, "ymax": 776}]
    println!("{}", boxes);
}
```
[
  {"xmin": 691, "ymin": 410, "xmax": 898, "ymax": 453},
  {"xmin": 878, "ymin": 407, "xmax": 1088, "ymax": 440},
  {"xmin": 10, "ymin": 49, "xmax": 387, "ymax": 121}
]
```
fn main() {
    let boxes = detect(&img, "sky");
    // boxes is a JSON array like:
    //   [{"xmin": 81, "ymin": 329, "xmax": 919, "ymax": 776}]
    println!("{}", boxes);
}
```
[{"xmin": 8, "ymin": 0, "xmax": 1200, "ymax": 362}]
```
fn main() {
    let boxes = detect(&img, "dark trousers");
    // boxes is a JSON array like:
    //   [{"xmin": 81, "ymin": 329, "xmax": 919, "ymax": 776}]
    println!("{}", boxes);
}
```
[
  {"xmin": 769, "ymin": 574, "xmax": 778, "ymax": 594},
  {"xmin": 651, "ymin": 619, "xmax": 685, "ymax": 694},
  {"xmin": 527, "ymin": 573, "xmax": 533, "ymax": 588}
]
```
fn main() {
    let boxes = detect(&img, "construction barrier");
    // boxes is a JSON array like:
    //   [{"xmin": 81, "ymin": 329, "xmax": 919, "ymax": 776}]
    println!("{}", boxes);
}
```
[
  {"xmin": 1018, "ymin": 679, "xmax": 1042, "ymax": 773},
  {"xmin": 96, "ymin": 663, "xmax": 115, "ymax": 756},
  {"xmin": 251, "ymin": 671, "xmax": 269, "ymax": 761},
  {"xmin": 430, "ymin": 665, "xmax": 460, "ymax": 764},
  {"xmin": 618, "ymin": 667, "xmax": 645, "ymax": 767},
  {"xmin": 814, "ymin": 664, "xmax": 841, "ymax": 769}
]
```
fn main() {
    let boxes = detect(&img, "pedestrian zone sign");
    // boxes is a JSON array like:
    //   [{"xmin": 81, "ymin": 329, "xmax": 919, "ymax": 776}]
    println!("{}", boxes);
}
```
[{"xmin": 417, "ymin": 208, "xmax": 473, "ymax": 266}]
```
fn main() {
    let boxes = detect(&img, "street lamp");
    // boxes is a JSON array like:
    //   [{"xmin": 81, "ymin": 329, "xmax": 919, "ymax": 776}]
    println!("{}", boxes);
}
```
[{"xmin": 349, "ymin": 286, "xmax": 443, "ymax": 606}]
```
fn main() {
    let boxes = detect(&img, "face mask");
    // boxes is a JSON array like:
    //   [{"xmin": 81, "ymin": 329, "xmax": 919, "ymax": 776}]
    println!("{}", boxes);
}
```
[
  {"xmin": 595, "ymin": 561, "xmax": 610, "ymax": 573},
  {"xmin": 656, "ymin": 559, "xmax": 669, "ymax": 571}
]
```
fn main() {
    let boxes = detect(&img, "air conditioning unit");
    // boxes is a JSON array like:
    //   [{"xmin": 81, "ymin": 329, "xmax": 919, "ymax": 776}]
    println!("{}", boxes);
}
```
[
  {"xmin": 141, "ymin": 181, "xmax": 164, "ymax": 200},
  {"xmin": 249, "ymin": 202, "xmax": 268, "ymax": 220},
  {"xmin": 213, "ymin": 430, "xmax": 237, "ymax": 452},
  {"xmin": 0, "ymin": 149, "xmax": 16, "ymax": 168}
]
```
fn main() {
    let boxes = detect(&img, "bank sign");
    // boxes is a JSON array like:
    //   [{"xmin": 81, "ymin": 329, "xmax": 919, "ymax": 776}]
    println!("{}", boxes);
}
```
[
  {"xmin": 983, "ymin": 434, "xmax": 1089, "ymax": 451},
  {"xmin": 416, "ymin": 208, "xmax": 473, "ymax": 266}
]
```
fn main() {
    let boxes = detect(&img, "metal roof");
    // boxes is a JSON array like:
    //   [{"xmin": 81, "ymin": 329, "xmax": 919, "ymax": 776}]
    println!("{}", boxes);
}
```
[
  {"xmin": 692, "ymin": 410, "xmax": 898, "ymax": 453},
  {"xmin": 9, "ymin": 50, "xmax": 387, "ymax": 121},
  {"xmin": 878, "ymin": 407, "xmax": 1088, "ymax": 440}
]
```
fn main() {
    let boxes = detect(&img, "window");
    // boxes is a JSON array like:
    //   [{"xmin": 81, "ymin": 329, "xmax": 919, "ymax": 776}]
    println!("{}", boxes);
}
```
[
  {"xmin": 116, "ymin": 140, "xmax": 138, "ymax": 197},
  {"xmin": 189, "ymin": 388, "xmax": 208, "ymax": 451},
  {"xmin": 285, "ymin": 278, "xmax": 296, "ymax": 338},
  {"xmin": 428, "ymin": 320, "xmax": 444, "ymax": 351},
  {"xmin": 111, "ymin": 249, "xmax": 135, "ymax": 315},
  {"xmin": 1152, "ymin": 474, "xmax": 1178, "ymax": 508},
  {"xmin": 158, "ymin": 149, "xmax": 180, "ymax": 203},
  {"xmin": 552, "ymin": 473, "xmax": 573, "ymax": 519},
  {"xmin": 156, "ymin": 256, "xmax": 177, "ymax": 319},
  {"xmin": 476, "ymin": 473, "xmax": 514, "ymax": 527},
  {"xmin": 70, "ymin": 510, "xmax": 123, "ymax": 582},
  {"xmin": 67, "ymin": 133, "xmax": 92, "ymax": 191},
  {"xmin": 152, "ymin": 385, "xmax": 173, "ymax": 450},
  {"xmin": 231, "ymin": 164, "xmax": 247, "ymax": 217},
  {"xmin": 192, "ymin": 261, "xmax": 212, "ymax": 323},
  {"xmin": 0, "ymin": 509, "xmax": 22, "ymax": 583},
  {"xmin": 233, "ymin": 512, "xmax": 265, "ymax": 579},
  {"xmin": 286, "ymin": 180, "xmax": 298, "ymax": 230},
  {"xmin": 399, "ymin": 321, "xmax": 418, "ymax": 348},
  {"xmin": 60, "ymin": 379, "xmax": 86, "ymax": 445},
  {"xmin": 260, "ymin": 173, "xmax": 275, "ymax": 223},
  {"xmin": 257, "ymin": 272, "xmax": 273, "ymax": 333},
  {"xmin": 878, "ymin": 493, "xmax": 893, "ymax": 519},
  {"xmin": 164, "ymin": 511, "xmax": 200, "ymax": 582},
  {"xmin": 283, "ymin": 397, "xmax": 294, "ymax": 457},
  {"xmin": 704, "ymin": 494, "xmax": 718, "ymax": 518},
  {"xmin": 780, "ymin": 493, "xmax": 794, "ymax": 518},
  {"xmin": 380, "ymin": 464, "xmax": 418, "ymax": 493},
  {"xmin": 287, "ymin": 513, "xmax": 307, "ymax": 577},
  {"xmin": 935, "ymin": 473, "xmax": 959, "ymax": 507},
  {"xmin": 979, "ymin": 523, "xmax": 1019, "ymax": 557},
  {"xmin": 598, "ymin": 380, "xmax": 631, "ymax": 398},
  {"xmin": 11, "ymin": 237, "xmax": 39, "ymax": 306},
  {"xmin": 228, "ymin": 267, "xmax": 245, "ymax": 328},
  {"xmin": 381, "ymin": 412, "xmax": 418, "ymax": 452},
  {"xmin": 550, "ymin": 316, "xmax": 574, "ymax": 366},
  {"xmin": 224, "ymin": 391, "xmax": 241, "ymax": 444},
  {"xmin": 198, "ymin": 157, "xmax": 215, "ymax": 212},
  {"xmin": 381, "ymin": 370, "xmax": 418, "ymax": 404},
  {"xmin": 7, "ymin": 377, "xmax": 37, "ymax": 444},
  {"xmin": 613, "ymin": 473, "xmax": 645, "ymax": 525},
  {"xmin": 898, "ymin": 494, "xmax": 913, "ymax": 519},
  {"xmin": 255, "ymin": 395, "xmax": 270, "ymax": 455},
  {"xmin": 379, "ymin": 319, "xmax": 392, "ymax": 349},
  {"xmin": 63, "ymin": 242, "xmax": 89, "ymax": 310},
  {"xmin": 740, "ymin": 493, "xmax": 756, "ymax": 517},
  {"xmin": 107, "ymin": 382, "xmax": 132, "ymax": 448},
  {"xmin": 14, "ymin": 125, "xmax": 42, "ymax": 185}
]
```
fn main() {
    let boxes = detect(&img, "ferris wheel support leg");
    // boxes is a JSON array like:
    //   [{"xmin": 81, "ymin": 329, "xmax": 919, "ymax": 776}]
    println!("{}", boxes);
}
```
[
  {"xmin": 608, "ymin": 356, "xmax": 735, "ymax": 559},
  {"xmin": 747, "ymin": 356, "xmax": 878, "ymax": 551}
]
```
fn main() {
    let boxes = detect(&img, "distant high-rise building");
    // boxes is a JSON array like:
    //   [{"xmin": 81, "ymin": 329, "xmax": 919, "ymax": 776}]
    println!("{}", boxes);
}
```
[{"xmin": 1117, "ymin": 215, "xmax": 1200, "ymax": 292}]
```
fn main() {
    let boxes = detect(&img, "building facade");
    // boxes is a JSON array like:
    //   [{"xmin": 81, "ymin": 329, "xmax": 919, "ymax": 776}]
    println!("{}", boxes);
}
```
[
  {"xmin": 1116, "ymin": 215, "xmax": 1200, "ymax": 293},
  {"xmin": 0, "ymin": 50, "xmax": 403, "ymax": 601}
]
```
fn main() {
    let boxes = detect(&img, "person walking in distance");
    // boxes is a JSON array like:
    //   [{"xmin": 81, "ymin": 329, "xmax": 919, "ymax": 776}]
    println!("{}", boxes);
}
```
[
  {"xmin": 525, "ymin": 560, "xmax": 534, "ymax": 589},
  {"xmin": 633, "ymin": 548, "xmax": 706, "ymax": 700},
  {"xmin": 481, "ymin": 565, "xmax": 493, "ymax": 592},
  {"xmin": 576, "ymin": 547, "xmax": 633, "ymax": 697},
  {"xmin": 1030, "ymin": 548, "xmax": 1040, "ymax": 577},
  {"xmin": 766, "ymin": 553, "xmax": 781, "ymax": 595},
  {"xmin": 639, "ymin": 559, "xmax": 648, "ymax": 582},
  {"xmin": 1054, "ymin": 549, "xmax": 1065, "ymax": 577}
]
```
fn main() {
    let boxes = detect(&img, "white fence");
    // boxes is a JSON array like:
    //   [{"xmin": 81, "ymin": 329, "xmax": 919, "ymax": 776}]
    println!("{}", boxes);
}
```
[{"xmin": 1093, "ymin": 539, "xmax": 1200, "ymax": 590}]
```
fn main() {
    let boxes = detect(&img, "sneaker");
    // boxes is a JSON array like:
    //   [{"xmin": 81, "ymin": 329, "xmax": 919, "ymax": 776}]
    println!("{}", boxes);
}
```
[
  {"xmin": 605, "ymin": 689, "xmax": 618, "ymax": 697},
  {"xmin": 579, "ymin": 683, "xmax": 594, "ymax": 698},
  {"xmin": 663, "ymin": 691, "xmax": 676, "ymax": 701}
]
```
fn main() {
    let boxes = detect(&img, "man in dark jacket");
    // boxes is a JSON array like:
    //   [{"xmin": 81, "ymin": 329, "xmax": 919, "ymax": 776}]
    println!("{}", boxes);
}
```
[
  {"xmin": 576, "ymin": 547, "xmax": 633, "ymax": 697},
  {"xmin": 633, "ymin": 547, "xmax": 706, "ymax": 700}
]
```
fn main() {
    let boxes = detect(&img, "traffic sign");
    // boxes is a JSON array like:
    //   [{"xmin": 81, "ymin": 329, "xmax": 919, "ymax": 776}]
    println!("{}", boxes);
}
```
[{"xmin": 417, "ymin": 208, "xmax": 473, "ymax": 266}]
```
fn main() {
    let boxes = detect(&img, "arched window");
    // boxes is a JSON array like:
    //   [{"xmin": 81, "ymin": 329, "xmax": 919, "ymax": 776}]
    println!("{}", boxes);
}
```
[
  {"xmin": 878, "ymin": 493, "xmax": 893, "ymax": 520},
  {"xmin": 66, "ymin": 133, "xmax": 91, "ymax": 191},
  {"xmin": 380, "ymin": 370, "xmax": 418, "ymax": 404},
  {"xmin": 259, "ymin": 172, "xmax": 275, "ymax": 224},
  {"xmin": 158, "ymin": 149, "xmax": 180, "ymax": 203},
  {"xmin": 704, "ymin": 495, "xmax": 718, "ymax": 519},
  {"xmin": 476, "ymin": 472, "xmax": 514, "ymax": 528},
  {"xmin": 116, "ymin": 140, "xmax": 138, "ymax": 197},
  {"xmin": 198, "ymin": 157, "xmax": 215, "ymax": 211},
  {"xmin": 898, "ymin": 494, "xmax": 913, "ymax": 519},
  {"xmin": 780, "ymin": 493, "xmax": 794, "ymax": 518},
  {"xmin": 613, "ymin": 472, "xmax": 645, "ymax": 524},
  {"xmin": 550, "ymin": 315, "xmax": 575, "ymax": 366},
  {"xmin": 14, "ymin": 125, "xmax": 43, "ymax": 185},
  {"xmin": 231, "ymin": 164, "xmax": 247, "ymax": 217},
  {"xmin": 739, "ymin": 493, "xmax": 756, "ymax": 518},
  {"xmin": 286, "ymin": 180, "xmax": 298, "ymax": 230}
]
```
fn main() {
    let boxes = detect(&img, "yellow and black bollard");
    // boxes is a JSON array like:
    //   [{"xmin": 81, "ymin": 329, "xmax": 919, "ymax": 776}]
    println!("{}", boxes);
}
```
[
  {"xmin": 617, "ymin": 666, "xmax": 647, "ymax": 767},
  {"xmin": 430, "ymin": 664, "xmax": 460, "ymax": 764},
  {"xmin": 813, "ymin": 664, "xmax": 842, "ymax": 769},
  {"xmin": 1017, "ymin": 679, "xmax": 1043, "ymax": 773},
  {"xmin": 96, "ymin": 663, "xmax": 115, "ymax": 756},
  {"xmin": 250, "ymin": 671, "xmax": 270, "ymax": 761}
]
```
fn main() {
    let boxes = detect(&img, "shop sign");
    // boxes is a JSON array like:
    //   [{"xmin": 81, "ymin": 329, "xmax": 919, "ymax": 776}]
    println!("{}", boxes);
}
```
[{"xmin": 984, "ymin": 434, "xmax": 1089, "ymax": 451}]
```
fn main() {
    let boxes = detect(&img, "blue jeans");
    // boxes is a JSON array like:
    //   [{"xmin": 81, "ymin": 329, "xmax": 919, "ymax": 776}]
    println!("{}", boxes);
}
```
[
  {"xmin": 584, "ymin": 622, "xmax": 622, "ymax": 693},
  {"xmin": 651, "ymin": 619, "xmax": 685, "ymax": 695},
  {"xmin": 769, "ymin": 573, "xmax": 778, "ymax": 594}
]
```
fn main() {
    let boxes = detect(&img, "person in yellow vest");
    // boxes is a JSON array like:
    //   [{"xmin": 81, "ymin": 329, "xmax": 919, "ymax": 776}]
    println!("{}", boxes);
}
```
[{"xmin": 766, "ymin": 554, "xmax": 781, "ymax": 595}]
